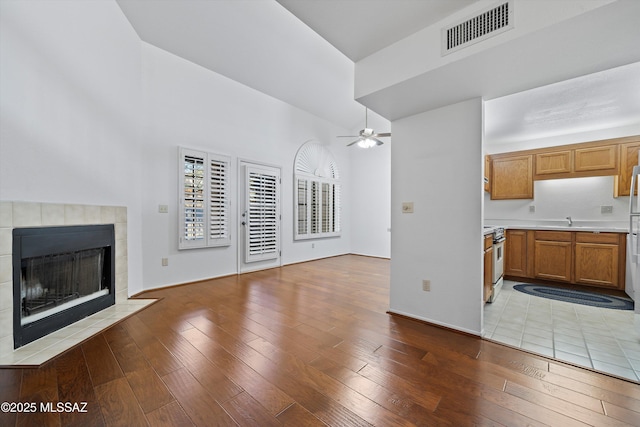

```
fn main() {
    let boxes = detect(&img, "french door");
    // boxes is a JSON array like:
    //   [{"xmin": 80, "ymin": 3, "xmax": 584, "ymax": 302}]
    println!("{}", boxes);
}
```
[{"xmin": 239, "ymin": 161, "xmax": 281, "ymax": 273}]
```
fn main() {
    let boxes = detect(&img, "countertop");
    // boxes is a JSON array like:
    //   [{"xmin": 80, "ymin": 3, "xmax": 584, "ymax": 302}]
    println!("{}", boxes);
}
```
[{"xmin": 483, "ymin": 220, "xmax": 629, "ymax": 234}]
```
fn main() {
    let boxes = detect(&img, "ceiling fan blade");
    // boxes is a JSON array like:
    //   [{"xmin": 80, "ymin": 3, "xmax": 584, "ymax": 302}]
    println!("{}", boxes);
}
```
[
  {"xmin": 346, "ymin": 139, "xmax": 361, "ymax": 146},
  {"xmin": 371, "ymin": 137, "xmax": 384, "ymax": 146},
  {"xmin": 372, "ymin": 132, "xmax": 391, "ymax": 138}
]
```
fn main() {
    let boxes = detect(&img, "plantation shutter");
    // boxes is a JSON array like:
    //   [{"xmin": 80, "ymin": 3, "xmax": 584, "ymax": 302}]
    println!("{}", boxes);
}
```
[
  {"xmin": 209, "ymin": 156, "xmax": 231, "ymax": 245},
  {"xmin": 179, "ymin": 148, "xmax": 231, "ymax": 249},
  {"xmin": 180, "ymin": 150, "xmax": 206, "ymax": 248},
  {"xmin": 293, "ymin": 142, "xmax": 341, "ymax": 240},
  {"xmin": 245, "ymin": 166, "xmax": 280, "ymax": 263}
]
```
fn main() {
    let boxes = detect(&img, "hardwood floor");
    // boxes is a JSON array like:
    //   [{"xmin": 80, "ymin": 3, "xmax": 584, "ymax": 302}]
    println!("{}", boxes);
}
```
[{"xmin": 1, "ymin": 255, "xmax": 639, "ymax": 426}]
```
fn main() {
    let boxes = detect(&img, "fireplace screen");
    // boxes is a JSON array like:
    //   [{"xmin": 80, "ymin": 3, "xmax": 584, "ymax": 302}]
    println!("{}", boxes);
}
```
[
  {"xmin": 13, "ymin": 225, "xmax": 115, "ymax": 348},
  {"xmin": 21, "ymin": 248, "xmax": 109, "ymax": 325}
]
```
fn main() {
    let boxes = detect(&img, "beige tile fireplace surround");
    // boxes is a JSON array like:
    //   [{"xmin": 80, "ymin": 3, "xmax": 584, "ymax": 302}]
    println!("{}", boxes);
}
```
[{"xmin": 0, "ymin": 201, "xmax": 155, "ymax": 366}]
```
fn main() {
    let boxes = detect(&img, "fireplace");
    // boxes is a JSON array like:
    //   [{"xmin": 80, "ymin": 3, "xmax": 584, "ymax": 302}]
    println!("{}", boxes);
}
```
[{"xmin": 12, "ymin": 225, "xmax": 115, "ymax": 349}]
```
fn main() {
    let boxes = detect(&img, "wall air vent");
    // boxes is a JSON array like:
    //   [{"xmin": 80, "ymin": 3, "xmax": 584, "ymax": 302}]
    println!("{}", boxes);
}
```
[{"xmin": 442, "ymin": 1, "xmax": 513, "ymax": 55}]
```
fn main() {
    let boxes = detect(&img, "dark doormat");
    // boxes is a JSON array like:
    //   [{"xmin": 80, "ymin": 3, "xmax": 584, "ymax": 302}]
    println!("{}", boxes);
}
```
[{"xmin": 513, "ymin": 284, "xmax": 634, "ymax": 310}]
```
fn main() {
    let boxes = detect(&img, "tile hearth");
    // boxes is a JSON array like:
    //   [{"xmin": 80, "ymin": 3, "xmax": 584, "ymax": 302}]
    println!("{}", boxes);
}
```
[
  {"xmin": 0, "ymin": 201, "xmax": 156, "ymax": 366},
  {"xmin": 0, "ymin": 298, "xmax": 155, "ymax": 366}
]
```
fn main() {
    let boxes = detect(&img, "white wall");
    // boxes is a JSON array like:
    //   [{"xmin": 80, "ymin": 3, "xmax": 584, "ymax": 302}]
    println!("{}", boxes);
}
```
[
  {"xmin": 390, "ymin": 98, "xmax": 483, "ymax": 335},
  {"xmin": 140, "ymin": 43, "xmax": 352, "ymax": 289},
  {"xmin": 485, "ymin": 124, "xmax": 640, "ymax": 224},
  {"xmin": 0, "ymin": 0, "xmax": 144, "ymax": 295},
  {"xmin": 349, "ymin": 139, "xmax": 391, "ymax": 258},
  {"xmin": 0, "ymin": 1, "xmax": 358, "ymax": 295}
]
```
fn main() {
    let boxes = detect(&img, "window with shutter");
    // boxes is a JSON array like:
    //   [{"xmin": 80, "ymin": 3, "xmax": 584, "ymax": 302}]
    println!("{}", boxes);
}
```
[
  {"xmin": 245, "ymin": 166, "xmax": 280, "ymax": 262},
  {"xmin": 293, "ymin": 142, "xmax": 341, "ymax": 240},
  {"xmin": 179, "ymin": 147, "xmax": 231, "ymax": 249}
]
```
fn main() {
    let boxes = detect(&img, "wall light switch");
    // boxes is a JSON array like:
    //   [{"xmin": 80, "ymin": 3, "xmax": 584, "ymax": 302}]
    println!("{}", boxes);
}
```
[
  {"xmin": 158, "ymin": 205, "xmax": 169, "ymax": 214},
  {"xmin": 402, "ymin": 202, "xmax": 414, "ymax": 213},
  {"xmin": 161, "ymin": 258, "xmax": 168, "ymax": 266}
]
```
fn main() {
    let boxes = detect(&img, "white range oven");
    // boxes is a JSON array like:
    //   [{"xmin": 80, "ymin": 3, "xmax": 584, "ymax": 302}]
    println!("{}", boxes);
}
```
[{"xmin": 488, "ymin": 227, "xmax": 505, "ymax": 303}]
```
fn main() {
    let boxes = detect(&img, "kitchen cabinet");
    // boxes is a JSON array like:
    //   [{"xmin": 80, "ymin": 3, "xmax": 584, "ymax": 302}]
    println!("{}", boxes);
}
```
[
  {"xmin": 614, "ymin": 140, "xmax": 640, "ymax": 197},
  {"xmin": 573, "ymin": 145, "xmax": 617, "ymax": 173},
  {"xmin": 505, "ymin": 230, "xmax": 530, "ymax": 277},
  {"xmin": 488, "ymin": 136, "xmax": 640, "ymax": 197},
  {"xmin": 534, "ymin": 231, "xmax": 572, "ymax": 283},
  {"xmin": 535, "ymin": 150, "xmax": 572, "ymax": 176},
  {"xmin": 484, "ymin": 155, "xmax": 491, "ymax": 193},
  {"xmin": 490, "ymin": 155, "xmax": 533, "ymax": 200},
  {"xmin": 533, "ymin": 145, "xmax": 618, "ymax": 180},
  {"xmin": 575, "ymin": 232, "xmax": 624, "ymax": 288},
  {"xmin": 504, "ymin": 229, "xmax": 626, "ymax": 290},
  {"xmin": 484, "ymin": 235, "xmax": 493, "ymax": 303}
]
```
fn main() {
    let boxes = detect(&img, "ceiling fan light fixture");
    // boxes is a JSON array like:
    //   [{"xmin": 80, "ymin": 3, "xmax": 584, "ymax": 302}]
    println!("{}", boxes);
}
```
[
  {"xmin": 338, "ymin": 107, "xmax": 391, "ymax": 148},
  {"xmin": 357, "ymin": 138, "xmax": 377, "ymax": 149}
]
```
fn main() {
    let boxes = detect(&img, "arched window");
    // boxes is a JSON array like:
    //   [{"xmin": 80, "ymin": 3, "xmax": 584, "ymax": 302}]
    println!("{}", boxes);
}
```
[{"xmin": 294, "ymin": 142, "xmax": 341, "ymax": 240}]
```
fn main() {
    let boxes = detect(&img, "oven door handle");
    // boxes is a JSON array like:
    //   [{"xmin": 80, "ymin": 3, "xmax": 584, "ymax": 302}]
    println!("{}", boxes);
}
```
[{"xmin": 493, "ymin": 237, "xmax": 506, "ymax": 244}]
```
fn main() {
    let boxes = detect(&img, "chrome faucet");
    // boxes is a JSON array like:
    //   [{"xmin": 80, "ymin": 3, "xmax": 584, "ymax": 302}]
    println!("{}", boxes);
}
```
[{"xmin": 566, "ymin": 216, "xmax": 573, "ymax": 226}]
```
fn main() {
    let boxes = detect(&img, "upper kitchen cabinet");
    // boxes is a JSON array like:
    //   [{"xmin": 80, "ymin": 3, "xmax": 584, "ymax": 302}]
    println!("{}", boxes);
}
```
[
  {"xmin": 614, "ymin": 137, "xmax": 640, "ymax": 197},
  {"xmin": 490, "ymin": 154, "xmax": 533, "ymax": 200},
  {"xmin": 573, "ymin": 145, "xmax": 617, "ymax": 173},
  {"xmin": 532, "ymin": 142, "xmax": 619, "ymax": 180},
  {"xmin": 488, "ymin": 136, "xmax": 640, "ymax": 199},
  {"xmin": 535, "ymin": 150, "xmax": 572, "ymax": 176}
]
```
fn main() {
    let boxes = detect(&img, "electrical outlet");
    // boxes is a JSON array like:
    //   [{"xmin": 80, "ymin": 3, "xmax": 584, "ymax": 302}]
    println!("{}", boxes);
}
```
[
  {"xmin": 311, "ymin": 243, "xmax": 315, "ymax": 249},
  {"xmin": 422, "ymin": 279, "xmax": 431, "ymax": 292},
  {"xmin": 161, "ymin": 258, "xmax": 168, "ymax": 266},
  {"xmin": 402, "ymin": 202, "xmax": 414, "ymax": 213},
  {"xmin": 529, "ymin": 205, "xmax": 536, "ymax": 213},
  {"xmin": 601, "ymin": 205, "xmax": 613, "ymax": 214},
  {"xmin": 158, "ymin": 205, "xmax": 169, "ymax": 214}
]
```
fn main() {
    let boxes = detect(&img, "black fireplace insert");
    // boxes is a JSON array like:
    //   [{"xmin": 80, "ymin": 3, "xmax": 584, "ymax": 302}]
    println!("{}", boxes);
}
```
[{"xmin": 12, "ymin": 225, "xmax": 115, "ymax": 348}]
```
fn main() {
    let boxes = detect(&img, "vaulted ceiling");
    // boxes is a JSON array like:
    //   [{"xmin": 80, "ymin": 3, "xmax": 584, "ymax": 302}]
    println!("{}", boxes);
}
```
[{"xmin": 117, "ymin": 0, "xmax": 640, "ymax": 141}]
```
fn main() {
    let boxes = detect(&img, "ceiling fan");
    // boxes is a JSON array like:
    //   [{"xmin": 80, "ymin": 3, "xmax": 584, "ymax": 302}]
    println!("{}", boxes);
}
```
[{"xmin": 338, "ymin": 107, "xmax": 391, "ymax": 148}]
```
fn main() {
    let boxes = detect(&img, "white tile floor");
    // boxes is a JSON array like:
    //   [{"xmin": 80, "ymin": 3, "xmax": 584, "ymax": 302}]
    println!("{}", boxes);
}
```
[
  {"xmin": 0, "ymin": 298, "xmax": 156, "ymax": 366},
  {"xmin": 483, "ymin": 280, "xmax": 640, "ymax": 382}
]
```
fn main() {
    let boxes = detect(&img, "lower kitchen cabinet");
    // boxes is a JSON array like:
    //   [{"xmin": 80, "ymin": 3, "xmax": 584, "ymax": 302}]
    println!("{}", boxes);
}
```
[
  {"xmin": 505, "ymin": 230, "xmax": 530, "ymax": 277},
  {"xmin": 504, "ymin": 229, "xmax": 626, "ymax": 290},
  {"xmin": 484, "ymin": 235, "xmax": 493, "ymax": 303},
  {"xmin": 534, "ymin": 232, "xmax": 572, "ymax": 283},
  {"xmin": 574, "ymin": 232, "xmax": 624, "ymax": 288}
]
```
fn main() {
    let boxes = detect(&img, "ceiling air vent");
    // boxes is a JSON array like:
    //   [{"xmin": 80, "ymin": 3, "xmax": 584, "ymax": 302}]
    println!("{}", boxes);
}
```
[{"xmin": 442, "ymin": 1, "xmax": 513, "ymax": 55}]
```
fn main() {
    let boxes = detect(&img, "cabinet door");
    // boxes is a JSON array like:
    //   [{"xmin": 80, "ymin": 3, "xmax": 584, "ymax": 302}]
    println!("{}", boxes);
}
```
[
  {"xmin": 574, "ymin": 145, "xmax": 617, "ymax": 173},
  {"xmin": 484, "ymin": 244, "xmax": 493, "ymax": 303},
  {"xmin": 490, "ymin": 155, "xmax": 533, "ymax": 200},
  {"xmin": 535, "ymin": 150, "xmax": 572, "ymax": 177},
  {"xmin": 484, "ymin": 155, "xmax": 491, "ymax": 193},
  {"xmin": 575, "ymin": 243, "xmax": 619, "ymax": 288},
  {"xmin": 505, "ymin": 230, "xmax": 528, "ymax": 277},
  {"xmin": 615, "ymin": 141, "xmax": 640, "ymax": 197},
  {"xmin": 534, "ymin": 240, "xmax": 572, "ymax": 282}
]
